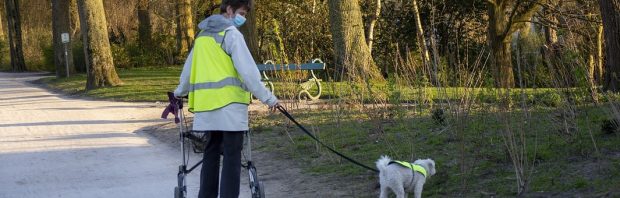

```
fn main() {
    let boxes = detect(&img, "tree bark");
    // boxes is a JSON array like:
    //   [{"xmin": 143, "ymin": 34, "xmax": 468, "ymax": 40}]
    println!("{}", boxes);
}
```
[
  {"xmin": 240, "ymin": 10, "xmax": 259, "ymax": 61},
  {"xmin": 52, "ymin": 0, "xmax": 76, "ymax": 78},
  {"xmin": 412, "ymin": 0, "xmax": 431, "ymax": 70},
  {"xmin": 4, "ymin": 0, "xmax": 25, "ymax": 72},
  {"xmin": 77, "ymin": 0, "xmax": 122, "ymax": 90},
  {"xmin": 366, "ymin": 0, "xmax": 380, "ymax": 54},
  {"xmin": 69, "ymin": 0, "xmax": 80, "ymax": 38},
  {"xmin": 137, "ymin": 0, "xmax": 152, "ymax": 48},
  {"xmin": 600, "ymin": 0, "xmax": 620, "ymax": 92},
  {"xmin": 487, "ymin": 0, "xmax": 541, "ymax": 88},
  {"xmin": 596, "ymin": 24, "xmax": 604, "ymax": 84},
  {"xmin": 328, "ymin": 0, "xmax": 383, "ymax": 81},
  {"xmin": 0, "ymin": 3, "xmax": 4, "ymax": 42},
  {"xmin": 176, "ymin": 0, "xmax": 194, "ymax": 61}
]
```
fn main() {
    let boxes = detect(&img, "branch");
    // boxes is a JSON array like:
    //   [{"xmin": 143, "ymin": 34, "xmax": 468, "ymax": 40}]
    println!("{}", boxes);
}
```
[{"xmin": 502, "ymin": 0, "xmax": 543, "ymax": 38}]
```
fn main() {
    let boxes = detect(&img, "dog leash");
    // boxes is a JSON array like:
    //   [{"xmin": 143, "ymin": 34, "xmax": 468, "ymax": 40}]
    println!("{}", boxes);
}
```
[{"xmin": 276, "ymin": 106, "xmax": 379, "ymax": 173}]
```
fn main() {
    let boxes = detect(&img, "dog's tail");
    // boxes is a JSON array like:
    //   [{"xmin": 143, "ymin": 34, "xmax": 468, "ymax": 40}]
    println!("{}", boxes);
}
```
[{"xmin": 375, "ymin": 155, "xmax": 391, "ymax": 172}]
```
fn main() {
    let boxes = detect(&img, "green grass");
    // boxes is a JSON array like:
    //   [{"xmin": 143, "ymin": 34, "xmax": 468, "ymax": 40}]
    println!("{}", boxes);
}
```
[
  {"xmin": 250, "ymin": 105, "xmax": 620, "ymax": 197},
  {"xmin": 38, "ymin": 67, "xmax": 602, "ymax": 107},
  {"xmin": 38, "ymin": 67, "xmax": 182, "ymax": 102},
  {"xmin": 39, "ymin": 67, "xmax": 620, "ymax": 196}
]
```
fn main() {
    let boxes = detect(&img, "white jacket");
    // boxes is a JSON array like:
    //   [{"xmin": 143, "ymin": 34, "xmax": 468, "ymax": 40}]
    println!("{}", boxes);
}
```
[{"xmin": 174, "ymin": 15, "xmax": 278, "ymax": 131}]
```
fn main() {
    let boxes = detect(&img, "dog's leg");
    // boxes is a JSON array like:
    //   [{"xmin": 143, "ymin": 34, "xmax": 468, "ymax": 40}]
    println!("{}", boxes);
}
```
[
  {"xmin": 394, "ymin": 185, "xmax": 406, "ymax": 198},
  {"xmin": 413, "ymin": 182, "xmax": 424, "ymax": 198},
  {"xmin": 379, "ymin": 185, "xmax": 389, "ymax": 198}
]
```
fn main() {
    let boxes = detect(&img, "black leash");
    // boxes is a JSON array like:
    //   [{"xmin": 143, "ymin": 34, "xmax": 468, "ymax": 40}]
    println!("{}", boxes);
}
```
[{"xmin": 276, "ymin": 106, "xmax": 379, "ymax": 173}]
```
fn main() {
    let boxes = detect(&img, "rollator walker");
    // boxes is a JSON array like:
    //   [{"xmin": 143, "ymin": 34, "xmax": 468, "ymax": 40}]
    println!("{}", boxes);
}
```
[{"xmin": 162, "ymin": 92, "xmax": 265, "ymax": 198}]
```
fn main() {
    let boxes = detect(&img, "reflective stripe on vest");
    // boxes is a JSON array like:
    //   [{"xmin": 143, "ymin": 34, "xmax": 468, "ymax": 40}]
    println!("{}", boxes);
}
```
[
  {"xmin": 188, "ymin": 30, "xmax": 250, "ymax": 112},
  {"xmin": 390, "ymin": 161, "xmax": 428, "ymax": 178}
]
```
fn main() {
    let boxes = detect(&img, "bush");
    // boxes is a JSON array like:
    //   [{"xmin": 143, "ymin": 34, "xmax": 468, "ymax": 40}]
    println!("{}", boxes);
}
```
[{"xmin": 539, "ymin": 91, "xmax": 563, "ymax": 107}]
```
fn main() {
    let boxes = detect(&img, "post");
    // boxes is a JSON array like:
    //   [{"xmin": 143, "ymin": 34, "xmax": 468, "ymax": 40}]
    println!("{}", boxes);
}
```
[{"xmin": 61, "ymin": 33, "xmax": 70, "ymax": 77}]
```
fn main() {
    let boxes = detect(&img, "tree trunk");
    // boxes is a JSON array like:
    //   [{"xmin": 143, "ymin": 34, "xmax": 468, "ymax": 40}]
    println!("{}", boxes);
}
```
[
  {"xmin": 69, "ymin": 0, "xmax": 80, "ymax": 38},
  {"xmin": 596, "ymin": 24, "xmax": 604, "ymax": 84},
  {"xmin": 328, "ymin": 0, "xmax": 383, "ymax": 81},
  {"xmin": 487, "ymin": 3, "xmax": 514, "ymax": 88},
  {"xmin": 366, "ymin": 0, "xmax": 380, "ymax": 54},
  {"xmin": 600, "ymin": 0, "xmax": 620, "ymax": 92},
  {"xmin": 0, "ymin": 3, "xmax": 4, "ymax": 42},
  {"xmin": 52, "ymin": 0, "xmax": 76, "ymax": 78},
  {"xmin": 240, "ymin": 10, "xmax": 258, "ymax": 61},
  {"xmin": 176, "ymin": 0, "xmax": 194, "ymax": 61},
  {"xmin": 5, "ymin": 0, "xmax": 25, "ymax": 72},
  {"xmin": 137, "ymin": 0, "xmax": 152, "ymax": 48},
  {"xmin": 412, "ymin": 0, "xmax": 431, "ymax": 70},
  {"xmin": 487, "ymin": 0, "xmax": 541, "ymax": 88},
  {"xmin": 77, "ymin": 0, "xmax": 122, "ymax": 90}
]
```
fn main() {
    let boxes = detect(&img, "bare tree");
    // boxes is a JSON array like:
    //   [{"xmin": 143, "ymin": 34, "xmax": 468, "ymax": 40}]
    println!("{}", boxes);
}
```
[
  {"xmin": 328, "ymin": 0, "xmax": 383, "ymax": 81},
  {"xmin": 412, "ymin": 0, "xmax": 431, "ymax": 71},
  {"xmin": 137, "ymin": 0, "xmax": 152, "ymax": 47},
  {"xmin": 77, "ymin": 0, "xmax": 122, "ymax": 89},
  {"xmin": 487, "ymin": 0, "xmax": 541, "ymax": 88},
  {"xmin": 600, "ymin": 0, "xmax": 620, "ymax": 92},
  {"xmin": 366, "ymin": 0, "xmax": 381, "ymax": 54},
  {"xmin": 176, "ymin": 0, "xmax": 194, "ymax": 61},
  {"xmin": 4, "ymin": 0, "xmax": 25, "ymax": 72},
  {"xmin": 240, "ymin": 10, "xmax": 259, "ymax": 61},
  {"xmin": 52, "ymin": 0, "xmax": 76, "ymax": 77},
  {"xmin": 70, "ymin": 0, "xmax": 80, "ymax": 38},
  {"xmin": 0, "ymin": 2, "xmax": 4, "ymax": 42}
]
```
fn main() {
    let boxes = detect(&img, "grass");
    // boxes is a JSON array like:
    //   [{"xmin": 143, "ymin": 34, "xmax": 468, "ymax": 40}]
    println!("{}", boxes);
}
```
[
  {"xmin": 38, "ymin": 67, "xmax": 182, "ymax": 102},
  {"xmin": 249, "ymin": 104, "xmax": 620, "ymax": 197},
  {"xmin": 39, "ymin": 67, "xmax": 620, "ymax": 196},
  {"xmin": 38, "ymin": 67, "xmax": 601, "ymax": 108}
]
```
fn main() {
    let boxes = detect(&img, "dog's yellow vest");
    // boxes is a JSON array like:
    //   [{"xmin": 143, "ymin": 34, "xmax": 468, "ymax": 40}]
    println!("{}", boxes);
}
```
[{"xmin": 390, "ymin": 161, "xmax": 428, "ymax": 178}]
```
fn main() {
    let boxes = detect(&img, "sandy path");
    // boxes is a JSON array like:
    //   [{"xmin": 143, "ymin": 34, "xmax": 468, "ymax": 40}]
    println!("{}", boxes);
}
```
[
  {"xmin": 0, "ymin": 72, "xmax": 241, "ymax": 198},
  {"xmin": 0, "ymin": 72, "xmax": 373, "ymax": 198}
]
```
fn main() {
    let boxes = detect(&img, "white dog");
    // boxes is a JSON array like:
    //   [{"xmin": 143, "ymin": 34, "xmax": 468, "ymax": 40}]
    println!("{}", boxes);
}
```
[{"xmin": 376, "ymin": 155, "xmax": 436, "ymax": 198}]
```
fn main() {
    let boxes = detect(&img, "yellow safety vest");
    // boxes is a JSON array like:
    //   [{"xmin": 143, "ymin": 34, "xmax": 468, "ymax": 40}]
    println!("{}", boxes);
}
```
[
  {"xmin": 188, "ymin": 30, "xmax": 251, "ymax": 112},
  {"xmin": 391, "ymin": 161, "xmax": 428, "ymax": 178}
]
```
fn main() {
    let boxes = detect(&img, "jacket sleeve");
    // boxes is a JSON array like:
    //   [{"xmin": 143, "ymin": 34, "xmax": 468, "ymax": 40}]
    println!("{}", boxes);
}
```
[
  {"xmin": 174, "ymin": 49, "xmax": 194, "ymax": 97},
  {"xmin": 223, "ymin": 28, "xmax": 278, "ymax": 107}
]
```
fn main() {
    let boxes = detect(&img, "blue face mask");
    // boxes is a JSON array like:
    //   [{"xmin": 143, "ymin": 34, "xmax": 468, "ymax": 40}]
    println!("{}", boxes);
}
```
[{"xmin": 233, "ymin": 14, "xmax": 246, "ymax": 27}]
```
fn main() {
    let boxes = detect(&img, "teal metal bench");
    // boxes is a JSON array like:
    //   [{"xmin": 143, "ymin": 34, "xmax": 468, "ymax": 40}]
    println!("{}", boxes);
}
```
[{"xmin": 256, "ymin": 59, "xmax": 326, "ymax": 101}]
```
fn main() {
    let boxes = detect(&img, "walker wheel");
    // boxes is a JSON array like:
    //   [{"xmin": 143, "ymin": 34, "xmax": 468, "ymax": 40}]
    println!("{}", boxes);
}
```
[
  {"xmin": 248, "ymin": 165, "xmax": 265, "ymax": 198},
  {"xmin": 174, "ymin": 186, "xmax": 184, "ymax": 198}
]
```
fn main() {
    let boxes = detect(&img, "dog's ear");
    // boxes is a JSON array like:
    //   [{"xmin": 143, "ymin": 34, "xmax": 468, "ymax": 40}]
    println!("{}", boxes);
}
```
[{"xmin": 426, "ymin": 159, "xmax": 436, "ymax": 176}]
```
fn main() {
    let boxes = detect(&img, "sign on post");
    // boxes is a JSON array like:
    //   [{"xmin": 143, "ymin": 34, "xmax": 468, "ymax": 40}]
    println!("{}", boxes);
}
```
[
  {"xmin": 61, "ymin": 33, "xmax": 70, "ymax": 44},
  {"xmin": 61, "ymin": 33, "xmax": 70, "ymax": 77}
]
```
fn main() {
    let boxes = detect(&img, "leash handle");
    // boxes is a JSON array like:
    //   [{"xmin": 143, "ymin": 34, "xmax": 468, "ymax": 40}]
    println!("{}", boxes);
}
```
[{"xmin": 276, "ymin": 106, "xmax": 379, "ymax": 173}]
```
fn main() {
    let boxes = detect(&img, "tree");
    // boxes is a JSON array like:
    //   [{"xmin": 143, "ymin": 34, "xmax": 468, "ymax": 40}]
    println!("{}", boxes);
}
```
[
  {"xmin": 600, "ymin": 0, "xmax": 620, "ymax": 92},
  {"xmin": 137, "ymin": 0, "xmax": 152, "ymax": 47},
  {"xmin": 77, "ymin": 0, "xmax": 122, "ymax": 89},
  {"xmin": 0, "ymin": 2, "xmax": 4, "ymax": 42},
  {"xmin": 52, "ymin": 0, "xmax": 76, "ymax": 78},
  {"xmin": 412, "ymin": 0, "xmax": 434, "ymax": 84},
  {"xmin": 4, "ymin": 0, "xmax": 25, "ymax": 72},
  {"xmin": 366, "ymin": 0, "xmax": 380, "ymax": 54},
  {"xmin": 328, "ymin": 0, "xmax": 383, "ymax": 81},
  {"xmin": 70, "ymin": 0, "xmax": 80, "ymax": 38},
  {"xmin": 240, "ymin": 10, "xmax": 259, "ymax": 61},
  {"xmin": 487, "ymin": 0, "xmax": 541, "ymax": 88},
  {"xmin": 176, "ymin": 0, "xmax": 194, "ymax": 61}
]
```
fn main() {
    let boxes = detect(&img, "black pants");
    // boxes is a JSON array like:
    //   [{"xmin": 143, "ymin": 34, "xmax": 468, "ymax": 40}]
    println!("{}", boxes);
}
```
[{"xmin": 198, "ymin": 131, "xmax": 244, "ymax": 198}]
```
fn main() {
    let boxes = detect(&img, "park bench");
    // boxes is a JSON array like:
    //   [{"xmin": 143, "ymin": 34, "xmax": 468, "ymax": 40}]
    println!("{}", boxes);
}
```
[{"xmin": 256, "ymin": 59, "xmax": 326, "ymax": 101}]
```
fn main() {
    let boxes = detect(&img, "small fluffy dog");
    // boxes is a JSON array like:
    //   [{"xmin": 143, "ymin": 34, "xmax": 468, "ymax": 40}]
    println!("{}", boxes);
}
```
[{"xmin": 376, "ymin": 155, "xmax": 436, "ymax": 198}]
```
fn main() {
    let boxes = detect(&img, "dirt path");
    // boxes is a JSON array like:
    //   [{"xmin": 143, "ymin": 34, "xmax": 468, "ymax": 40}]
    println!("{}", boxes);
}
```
[
  {"xmin": 0, "ymin": 72, "xmax": 366, "ymax": 198},
  {"xmin": 0, "ymin": 72, "xmax": 208, "ymax": 198}
]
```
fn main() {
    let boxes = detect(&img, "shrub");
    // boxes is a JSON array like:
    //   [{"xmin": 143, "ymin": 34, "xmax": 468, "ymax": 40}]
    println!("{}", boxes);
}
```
[{"xmin": 539, "ymin": 91, "xmax": 563, "ymax": 107}]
